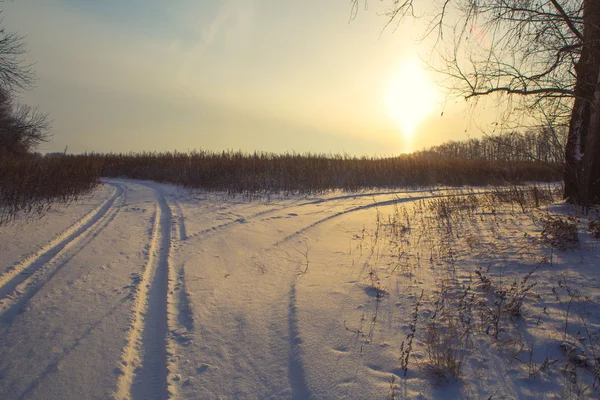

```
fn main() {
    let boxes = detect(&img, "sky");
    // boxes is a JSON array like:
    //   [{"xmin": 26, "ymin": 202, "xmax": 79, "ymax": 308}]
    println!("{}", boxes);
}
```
[{"xmin": 2, "ymin": 0, "xmax": 497, "ymax": 155}]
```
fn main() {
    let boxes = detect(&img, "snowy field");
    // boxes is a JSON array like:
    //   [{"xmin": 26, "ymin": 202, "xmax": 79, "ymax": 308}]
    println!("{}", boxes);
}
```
[{"xmin": 1, "ymin": 179, "xmax": 599, "ymax": 399}]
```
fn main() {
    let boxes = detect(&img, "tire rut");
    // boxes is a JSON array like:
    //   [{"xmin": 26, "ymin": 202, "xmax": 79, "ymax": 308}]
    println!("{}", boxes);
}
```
[
  {"xmin": 275, "ymin": 189, "xmax": 498, "ymax": 246},
  {"xmin": 0, "ymin": 182, "xmax": 125, "ymax": 316},
  {"xmin": 114, "ymin": 185, "xmax": 176, "ymax": 400}
]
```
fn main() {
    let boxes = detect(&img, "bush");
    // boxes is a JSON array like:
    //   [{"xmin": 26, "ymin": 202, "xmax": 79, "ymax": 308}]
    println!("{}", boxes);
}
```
[
  {"xmin": 588, "ymin": 215, "xmax": 600, "ymax": 239},
  {"xmin": 540, "ymin": 215, "xmax": 579, "ymax": 250},
  {"xmin": 0, "ymin": 155, "xmax": 101, "ymax": 225}
]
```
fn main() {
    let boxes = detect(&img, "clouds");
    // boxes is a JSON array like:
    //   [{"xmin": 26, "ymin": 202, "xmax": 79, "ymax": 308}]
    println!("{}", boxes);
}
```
[{"xmin": 176, "ymin": 1, "xmax": 256, "ymax": 91}]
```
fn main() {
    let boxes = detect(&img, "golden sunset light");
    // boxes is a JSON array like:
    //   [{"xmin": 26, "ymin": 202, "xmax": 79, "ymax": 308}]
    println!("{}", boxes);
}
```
[
  {"xmin": 0, "ymin": 1, "xmax": 470, "ymax": 155},
  {"xmin": 0, "ymin": 1, "xmax": 594, "ymax": 399},
  {"xmin": 386, "ymin": 58, "xmax": 439, "ymax": 138}
]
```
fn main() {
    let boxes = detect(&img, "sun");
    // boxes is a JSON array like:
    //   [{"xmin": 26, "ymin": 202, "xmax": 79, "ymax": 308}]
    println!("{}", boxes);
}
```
[{"xmin": 386, "ymin": 58, "xmax": 438, "ymax": 137}]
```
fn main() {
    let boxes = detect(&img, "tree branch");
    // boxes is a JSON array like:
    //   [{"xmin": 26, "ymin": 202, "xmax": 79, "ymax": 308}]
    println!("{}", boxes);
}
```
[
  {"xmin": 466, "ymin": 86, "xmax": 575, "ymax": 98},
  {"xmin": 548, "ymin": 0, "xmax": 584, "ymax": 41}
]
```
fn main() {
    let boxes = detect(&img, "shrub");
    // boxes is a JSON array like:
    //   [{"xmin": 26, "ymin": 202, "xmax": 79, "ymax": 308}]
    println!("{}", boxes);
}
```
[
  {"xmin": 540, "ymin": 215, "xmax": 579, "ymax": 250},
  {"xmin": 588, "ymin": 215, "xmax": 600, "ymax": 239},
  {"xmin": 0, "ymin": 155, "xmax": 101, "ymax": 225}
]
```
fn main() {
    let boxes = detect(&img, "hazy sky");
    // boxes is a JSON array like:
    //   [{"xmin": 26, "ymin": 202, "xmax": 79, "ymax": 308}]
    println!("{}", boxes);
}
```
[{"xmin": 3, "ymin": 0, "xmax": 496, "ymax": 155}]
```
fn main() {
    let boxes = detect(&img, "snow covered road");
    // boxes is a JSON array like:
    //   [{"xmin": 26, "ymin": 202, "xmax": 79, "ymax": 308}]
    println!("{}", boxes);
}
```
[
  {"xmin": 0, "ymin": 179, "xmax": 429, "ymax": 399},
  {"xmin": 1, "ymin": 179, "xmax": 598, "ymax": 399}
]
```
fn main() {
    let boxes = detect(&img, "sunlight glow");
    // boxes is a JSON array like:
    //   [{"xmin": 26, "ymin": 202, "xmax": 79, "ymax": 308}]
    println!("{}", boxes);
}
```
[{"xmin": 386, "ymin": 58, "xmax": 438, "ymax": 137}]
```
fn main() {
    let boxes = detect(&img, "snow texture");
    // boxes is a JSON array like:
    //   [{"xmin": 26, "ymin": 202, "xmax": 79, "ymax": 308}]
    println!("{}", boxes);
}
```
[{"xmin": 1, "ymin": 179, "xmax": 599, "ymax": 399}]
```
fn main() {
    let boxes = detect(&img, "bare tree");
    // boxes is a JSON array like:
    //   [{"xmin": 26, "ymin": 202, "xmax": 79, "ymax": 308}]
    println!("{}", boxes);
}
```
[
  {"xmin": 418, "ymin": 128, "xmax": 567, "ymax": 164},
  {"xmin": 352, "ymin": 0, "xmax": 600, "ymax": 205},
  {"xmin": 0, "ymin": 14, "xmax": 50, "ymax": 157},
  {"xmin": 0, "ymin": 22, "xmax": 33, "ymax": 92}
]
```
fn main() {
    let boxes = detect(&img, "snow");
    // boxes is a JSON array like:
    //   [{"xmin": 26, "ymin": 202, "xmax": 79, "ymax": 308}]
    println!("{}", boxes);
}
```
[{"xmin": 0, "ymin": 179, "xmax": 599, "ymax": 399}]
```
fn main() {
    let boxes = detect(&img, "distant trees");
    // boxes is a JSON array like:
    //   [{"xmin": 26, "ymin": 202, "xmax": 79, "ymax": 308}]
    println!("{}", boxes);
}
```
[
  {"xmin": 353, "ymin": 0, "xmax": 599, "ymax": 206},
  {"xmin": 0, "ymin": 16, "xmax": 50, "ymax": 157},
  {"xmin": 417, "ymin": 128, "xmax": 566, "ymax": 164}
]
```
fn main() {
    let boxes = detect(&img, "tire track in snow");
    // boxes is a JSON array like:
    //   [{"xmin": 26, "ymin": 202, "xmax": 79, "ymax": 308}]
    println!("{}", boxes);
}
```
[
  {"xmin": 179, "ymin": 205, "xmax": 276, "ymax": 245},
  {"xmin": 182, "ymin": 190, "xmax": 459, "ymax": 248},
  {"xmin": 114, "ymin": 185, "xmax": 177, "ymax": 400},
  {"xmin": 295, "ymin": 187, "xmax": 453, "ymax": 206},
  {"xmin": 179, "ymin": 190, "xmax": 414, "ymax": 244},
  {"xmin": 275, "ymin": 195, "xmax": 431, "ymax": 246},
  {"xmin": 180, "ymin": 189, "xmax": 448, "ymax": 247},
  {"xmin": 275, "ymin": 189, "xmax": 498, "ymax": 246},
  {"xmin": 171, "ymin": 199, "xmax": 187, "ymax": 242},
  {"xmin": 273, "ymin": 189, "xmax": 503, "ymax": 397},
  {"xmin": 0, "ymin": 182, "xmax": 124, "ymax": 311},
  {"xmin": 183, "ymin": 213, "xmax": 257, "ymax": 243},
  {"xmin": 163, "ymin": 196, "xmax": 190, "ymax": 398},
  {"xmin": 288, "ymin": 281, "xmax": 312, "ymax": 400},
  {"xmin": 156, "ymin": 191, "xmax": 204, "ymax": 396},
  {"xmin": 173, "ymin": 264, "xmax": 194, "ymax": 332}
]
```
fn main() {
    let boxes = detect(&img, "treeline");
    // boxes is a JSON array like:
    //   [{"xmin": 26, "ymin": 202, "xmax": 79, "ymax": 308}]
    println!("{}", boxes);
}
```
[
  {"xmin": 92, "ymin": 151, "xmax": 561, "ymax": 194},
  {"xmin": 1, "ymin": 148, "xmax": 562, "ymax": 225},
  {"xmin": 417, "ymin": 128, "xmax": 566, "ymax": 163}
]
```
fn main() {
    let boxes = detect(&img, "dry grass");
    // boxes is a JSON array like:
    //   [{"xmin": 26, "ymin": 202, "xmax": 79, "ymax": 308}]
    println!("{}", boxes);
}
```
[
  {"xmin": 346, "ymin": 183, "xmax": 600, "ymax": 396},
  {"xmin": 541, "ymin": 215, "xmax": 579, "ymax": 250},
  {"xmin": 588, "ymin": 214, "xmax": 600, "ymax": 239},
  {"xmin": 0, "ymin": 154, "xmax": 101, "ymax": 225},
  {"xmin": 0, "ymin": 150, "xmax": 562, "ymax": 226},
  {"xmin": 93, "ymin": 151, "xmax": 561, "ymax": 195}
]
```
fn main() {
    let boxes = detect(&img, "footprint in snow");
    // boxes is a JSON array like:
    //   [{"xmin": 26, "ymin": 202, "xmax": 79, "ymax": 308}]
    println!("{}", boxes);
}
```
[{"xmin": 196, "ymin": 364, "xmax": 216, "ymax": 374}]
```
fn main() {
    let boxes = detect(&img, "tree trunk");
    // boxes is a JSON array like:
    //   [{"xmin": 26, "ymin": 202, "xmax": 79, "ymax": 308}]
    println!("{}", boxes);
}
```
[
  {"xmin": 564, "ymin": 0, "xmax": 600, "ymax": 205},
  {"xmin": 582, "ymin": 67, "xmax": 600, "ymax": 205},
  {"xmin": 564, "ymin": 94, "xmax": 588, "ymax": 203}
]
